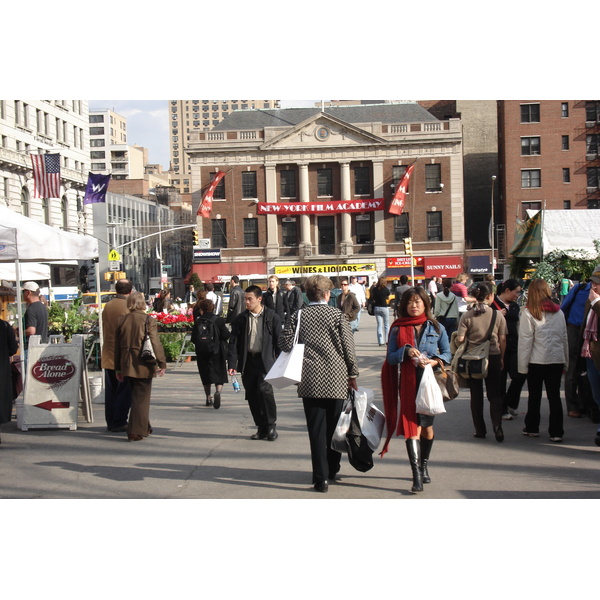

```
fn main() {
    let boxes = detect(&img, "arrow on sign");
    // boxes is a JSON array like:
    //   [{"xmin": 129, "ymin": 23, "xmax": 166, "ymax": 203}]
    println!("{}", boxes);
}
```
[{"xmin": 35, "ymin": 401, "xmax": 71, "ymax": 411}]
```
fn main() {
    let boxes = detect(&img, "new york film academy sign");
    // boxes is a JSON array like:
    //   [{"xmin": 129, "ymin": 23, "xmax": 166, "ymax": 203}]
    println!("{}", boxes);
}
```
[{"xmin": 257, "ymin": 198, "xmax": 385, "ymax": 215}]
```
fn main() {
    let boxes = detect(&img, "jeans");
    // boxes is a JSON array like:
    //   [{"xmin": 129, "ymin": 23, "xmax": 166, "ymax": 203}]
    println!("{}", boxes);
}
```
[
  {"xmin": 524, "ymin": 363, "xmax": 564, "ymax": 438},
  {"xmin": 374, "ymin": 306, "xmax": 390, "ymax": 345}
]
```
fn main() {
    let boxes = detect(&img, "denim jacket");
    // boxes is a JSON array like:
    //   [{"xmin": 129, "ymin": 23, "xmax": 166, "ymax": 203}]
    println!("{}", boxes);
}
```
[{"xmin": 386, "ymin": 320, "xmax": 451, "ymax": 367}]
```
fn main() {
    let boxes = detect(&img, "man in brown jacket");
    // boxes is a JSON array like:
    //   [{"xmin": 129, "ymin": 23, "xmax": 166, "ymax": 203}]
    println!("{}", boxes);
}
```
[{"xmin": 101, "ymin": 279, "xmax": 133, "ymax": 431}]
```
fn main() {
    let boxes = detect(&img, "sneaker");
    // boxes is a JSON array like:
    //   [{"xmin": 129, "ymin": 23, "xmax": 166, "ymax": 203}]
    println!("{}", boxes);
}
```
[
  {"xmin": 502, "ymin": 413, "xmax": 513, "ymax": 421},
  {"xmin": 522, "ymin": 428, "xmax": 539, "ymax": 437},
  {"xmin": 550, "ymin": 437, "xmax": 563, "ymax": 443},
  {"xmin": 508, "ymin": 407, "xmax": 519, "ymax": 417}
]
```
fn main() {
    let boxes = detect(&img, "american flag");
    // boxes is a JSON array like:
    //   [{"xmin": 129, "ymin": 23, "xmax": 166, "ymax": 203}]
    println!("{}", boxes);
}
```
[{"xmin": 31, "ymin": 153, "xmax": 61, "ymax": 198}]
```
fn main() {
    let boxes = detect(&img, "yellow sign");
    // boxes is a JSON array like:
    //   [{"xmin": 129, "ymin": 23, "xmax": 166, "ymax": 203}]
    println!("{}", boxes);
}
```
[
  {"xmin": 274, "ymin": 263, "xmax": 376, "ymax": 276},
  {"xmin": 108, "ymin": 249, "xmax": 121, "ymax": 261}
]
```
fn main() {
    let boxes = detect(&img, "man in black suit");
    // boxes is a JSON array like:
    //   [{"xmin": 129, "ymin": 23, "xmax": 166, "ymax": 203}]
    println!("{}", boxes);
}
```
[
  {"xmin": 228, "ymin": 285, "xmax": 281, "ymax": 441},
  {"xmin": 226, "ymin": 275, "xmax": 245, "ymax": 324},
  {"xmin": 262, "ymin": 275, "xmax": 288, "ymax": 326}
]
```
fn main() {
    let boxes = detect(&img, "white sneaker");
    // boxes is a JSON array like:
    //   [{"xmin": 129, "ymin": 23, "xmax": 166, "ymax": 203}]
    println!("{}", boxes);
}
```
[
  {"xmin": 550, "ymin": 437, "xmax": 563, "ymax": 443},
  {"xmin": 508, "ymin": 407, "xmax": 519, "ymax": 417},
  {"xmin": 502, "ymin": 413, "xmax": 513, "ymax": 420}
]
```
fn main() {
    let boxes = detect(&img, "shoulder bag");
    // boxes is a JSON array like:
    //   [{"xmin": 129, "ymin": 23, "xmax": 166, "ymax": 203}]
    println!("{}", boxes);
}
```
[
  {"xmin": 453, "ymin": 309, "xmax": 497, "ymax": 380},
  {"xmin": 140, "ymin": 316, "xmax": 157, "ymax": 364}
]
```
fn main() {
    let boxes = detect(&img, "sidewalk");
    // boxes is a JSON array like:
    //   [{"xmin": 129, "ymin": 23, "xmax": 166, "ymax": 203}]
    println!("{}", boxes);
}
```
[{"xmin": 1, "ymin": 309, "xmax": 599, "ymax": 499}]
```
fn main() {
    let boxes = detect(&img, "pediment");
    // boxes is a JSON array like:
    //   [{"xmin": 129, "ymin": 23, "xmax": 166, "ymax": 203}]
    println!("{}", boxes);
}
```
[{"xmin": 259, "ymin": 112, "xmax": 388, "ymax": 150}]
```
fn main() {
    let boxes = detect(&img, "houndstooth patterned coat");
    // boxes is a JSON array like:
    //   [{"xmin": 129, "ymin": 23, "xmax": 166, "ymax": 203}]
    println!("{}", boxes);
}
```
[{"xmin": 279, "ymin": 303, "xmax": 359, "ymax": 400}]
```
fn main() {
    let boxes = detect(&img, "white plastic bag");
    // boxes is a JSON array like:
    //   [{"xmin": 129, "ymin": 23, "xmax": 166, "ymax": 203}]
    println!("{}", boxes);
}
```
[
  {"xmin": 415, "ymin": 364, "xmax": 446, "ymax": 416},
  {"xmin": 331, "ymin": 396, "xmax": 352, "ymax": 453},
  {"xmin": 353, "ymin": 387, "xmax": 385, "ymax": 451}
]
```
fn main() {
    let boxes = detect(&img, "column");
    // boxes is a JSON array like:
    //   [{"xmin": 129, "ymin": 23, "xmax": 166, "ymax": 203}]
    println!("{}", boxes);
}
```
[
  {"xmin": 264, "ymin": 164, "xmax": 279, "ymax": 259},
  {"xmin": 339, "ymin": 161, "xmax": 353, "ymax": 256},
  {"xmin": 298, "ymin": 163, "xmax": 311, "ymax": 254},
  {"xmin": 372, "ymin": 159, "xmax": 386, "ymax": 254}
]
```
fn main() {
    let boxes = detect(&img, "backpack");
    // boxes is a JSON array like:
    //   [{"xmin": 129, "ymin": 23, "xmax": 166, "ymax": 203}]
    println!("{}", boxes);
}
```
[{"xmin": 192, "ymin": 316, "xmax": 219, "ymax": 356}]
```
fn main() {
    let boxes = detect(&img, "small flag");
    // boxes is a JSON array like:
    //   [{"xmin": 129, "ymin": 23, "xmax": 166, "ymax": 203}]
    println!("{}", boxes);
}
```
[
  {"xmin": 197, "ymin": 171, "xmax": 225, "ymax": 218},
  {"xmin": 84, "ymin": 172, "xmax": 111, "ymax": 205},
  {"xmin": 31, "ymin": 153, "xmax": 61, "ymax": 198},
  {"xmin": 388, "ymin": 163, "xmax": 416, "ymax": 216}
]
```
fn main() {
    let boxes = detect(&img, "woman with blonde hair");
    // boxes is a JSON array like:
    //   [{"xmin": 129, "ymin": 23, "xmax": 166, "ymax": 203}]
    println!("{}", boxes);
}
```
[{"xmin": 518, "ymin": 278, "xmax": 568, "ymax": 442}]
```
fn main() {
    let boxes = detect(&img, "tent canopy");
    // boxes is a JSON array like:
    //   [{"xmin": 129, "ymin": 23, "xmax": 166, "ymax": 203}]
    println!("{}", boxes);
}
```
[{"xmin": 0, "ymin": 205, "xmax": 98, "ymax": 262}]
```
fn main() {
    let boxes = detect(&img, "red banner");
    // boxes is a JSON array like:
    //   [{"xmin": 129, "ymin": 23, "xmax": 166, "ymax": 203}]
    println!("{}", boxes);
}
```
[
  {"xmin": 386, "ymin": 256, "xmax": 424, "ymax": 268},
  {"xmin": 388, "ymin": 163, "xmax": 415, "ymax": 216},
  {"xmin": 257, "ymin": 198, "xmax": 385, "ymax": 215},
  {"xmin": 197, "ymin": 171, "xmax": 225, "ymax": 218}
]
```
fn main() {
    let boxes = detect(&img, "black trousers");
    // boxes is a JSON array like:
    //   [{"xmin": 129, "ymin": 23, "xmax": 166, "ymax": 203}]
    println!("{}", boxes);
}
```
[
  {"xmin": 242, "ymin": 354, "xmax": 277, "ymax": 433},
  {"xmin": 104, "ymin": 368, "xmax": 132, "ymax": 429},
  {"xmin": 302, "ymin": 397, "xmax": 344, "ymax": 484},
  {"xmin": 525, "ymin": 363, "xmax": 564, "ymax": 438},
  {"xmin": 469, "ymin": 353, "xmax": 503, "ymax": 436},
  {"xmin": 500, "ymin": 348, "xmax": 527, "ymax": 413}
]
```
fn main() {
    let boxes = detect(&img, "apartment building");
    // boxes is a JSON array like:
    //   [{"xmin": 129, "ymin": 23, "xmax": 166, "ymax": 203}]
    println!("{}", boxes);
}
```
[
  {"xmin": 168, "ymin": 100, "xmax": 281, "ymax": 194},
  {"xmin": 186, "ymin": 102, "xmax": 470, "ymax": 283},
  {"xmin": 498, "ymin": 100, "xmax": 600, "ymax": 252}
]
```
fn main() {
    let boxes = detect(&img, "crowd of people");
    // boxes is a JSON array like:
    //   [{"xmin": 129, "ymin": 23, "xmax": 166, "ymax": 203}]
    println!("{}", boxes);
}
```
[{"xmin": 2, "ymin": 268, "xmax": 599, "ymax": 495}]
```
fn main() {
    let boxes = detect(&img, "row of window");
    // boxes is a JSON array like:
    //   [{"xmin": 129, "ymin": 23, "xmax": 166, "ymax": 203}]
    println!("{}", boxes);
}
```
[
  {"xmin": 208, "ymin": 211, "xmax": 443, "ymax": 249},
  {"xmin": 520, "ymin": 101, "xmax": 600, "ymax": 123},
  {"xmin": 521, "ymin": 134, "xmax": 599, "ymax": 155},
  {"xmin": 521, "ymin": 167, "xmax": 600, "ymax": 188}
]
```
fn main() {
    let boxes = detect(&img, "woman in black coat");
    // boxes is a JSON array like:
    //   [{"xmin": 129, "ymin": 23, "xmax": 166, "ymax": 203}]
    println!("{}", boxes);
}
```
[
  {"xmin": 193, "ymin": 297, "xmax": 230, "ymax": 408},
  {"xmin": 0, "ymin": 318, "xmax": 19, "ymax": 443}
]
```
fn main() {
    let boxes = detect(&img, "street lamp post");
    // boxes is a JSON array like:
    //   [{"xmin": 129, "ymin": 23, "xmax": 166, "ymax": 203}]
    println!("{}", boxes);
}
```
[{"xmin": 491, "ymin": 175, "xmax": 497, "ymax": 277}]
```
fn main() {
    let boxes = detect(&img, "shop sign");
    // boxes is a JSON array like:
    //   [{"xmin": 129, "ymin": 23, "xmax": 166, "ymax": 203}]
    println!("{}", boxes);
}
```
[
  {"xmin": 423, "ymin": 256, "xmax": 463, "ymax": 277},
  {"xmin": 257, "ymin": 199, "xmax": 385, "ymax": 215},
  {"xmin": 386, "ymin": 256, "xmax": 424, "ymax": 268}
]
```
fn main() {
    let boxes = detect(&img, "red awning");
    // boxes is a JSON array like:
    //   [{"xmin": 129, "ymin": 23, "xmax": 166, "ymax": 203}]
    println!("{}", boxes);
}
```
[
  {"xmin": 187, "ymin": 261, "xmax": 267, "ymax": 283},
  {"xmin": 423, "ymin": 255, "xmax": 463, "ymax": 278}
]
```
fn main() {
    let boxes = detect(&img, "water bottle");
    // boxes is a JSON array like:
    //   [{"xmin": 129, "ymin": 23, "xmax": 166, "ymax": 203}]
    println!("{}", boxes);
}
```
[{"xmin": 232, "ymin": 376, "xmax": 240, "ymax": 393}]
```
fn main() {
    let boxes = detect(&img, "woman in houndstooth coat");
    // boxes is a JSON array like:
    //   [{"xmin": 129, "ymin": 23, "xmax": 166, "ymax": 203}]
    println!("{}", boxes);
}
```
[{"xmin": 279, "ymin": 274, "xmax": 359, "ymax": 493}]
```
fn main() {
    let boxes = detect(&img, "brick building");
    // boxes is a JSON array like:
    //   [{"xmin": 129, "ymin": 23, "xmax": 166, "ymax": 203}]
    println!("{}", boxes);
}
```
[{"xmin": 186, "ymin": 103, "xmax": 468, "ymax": 284}]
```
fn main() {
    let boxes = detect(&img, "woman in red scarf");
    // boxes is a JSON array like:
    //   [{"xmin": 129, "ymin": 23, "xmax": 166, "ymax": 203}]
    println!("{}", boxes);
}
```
[
  {"xmin": 381, "ymin": 287, "xmax": 451, "ymax": 493},
  {"xmin": 518, "ymin": 279, "xmax": 568, "ymax": 442}
]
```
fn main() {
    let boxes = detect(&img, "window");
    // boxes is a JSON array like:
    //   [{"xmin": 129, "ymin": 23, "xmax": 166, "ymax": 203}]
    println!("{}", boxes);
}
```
[
  {"xmin": 562, "ymin": 135, "xmax": 569, "ymax": 150},
  {"xmin": 282, "ymin": 219, "xmax": 298, "ymax": 246},
  {"xmin": 317, "ymin": 168, "xmax": 333, "ymax": 196},
  {"xmin": 588, "ymin": 167, "xmax": 600, "ymax": 190},
  {"xmin": 425, "ymin": 164, "xmax": 441, "ymax": 192},
  {"xmin": 394, "ymin": 213, "xmax": 410, "ymax": 241},
  {"xmin": 522, "ymin": 201, "xmax": 542, "ymax": 219},
  {"xmin": 212, "ymin": 219, "xmax": 227, "ymax": 248},
  {"xmin": 586, "ymin": 101, "xmax": 600, "ymax": 123},
  {"xmin": 89, "ymin": 114, "xmax": 104, "ymax": 123},
  {"xmin": 280, "ymin": 170, "xmax": 296, "ymax": 198},
  {"xmin": 210, "ymin": 172, "xmax": 225, "ymax": 199},
  {"xmin": 61, "ymin": 197, "xmax": 68, "ymax": 230},
  {"xmin": 520, "ymin": 103, "xmax": 540, "ymax": 123},
  {"xmin": 243, "ymin": 218, "xmax": 258, "ymax": 247},
  {"xmin": 563, "ymin": 168, "xmax": 570, "ymax": 183},
  {"xmin": 521, "ymin": 136, "xmax": 540, "ymax": 155},
  {"xmin": 587, "ymin": 134, "xmax": 599, "ymax": 156},
  {"xmin": 355, "ymin": 214, "xmax": 372, "ymax": 244},
  {"xmin": 521, "ymin": 169, "xmax": 541, "ymax": 188},
  {"xmin": 21, "ymin": 186, "xmax": 29, "ymax": 217},
  {"xmin": 564, "ymin": 200, "xmax": 571, "ymax": 209},
  {"xmin": 392, "ymin": 165, "xmax": 408, "ymax": 187},
  {"xmin": 561, "ymin": 102, "xmax": 569, "ymax": 117},
  {"xmin": 354, "ymin": 166, "xmax": 370, "ymax": 195},
  {"xmin": 426, "ymin": 211, "xmax": 442, "ymax": 241},
  {"xmin": 90, "ymin": 138, "xmax": 104, "ymax": 147},
  {"xmin": 90, "ymin": 127, "xmax": 104, "ymax": 135},
  {"xmin": 90, "ymin": 151, "xmax": 105, "ymax": 159},
  {"xmin": 318, "ymin": 215, "xmax": 335, "ymax": 254},
  {"xmin": 242, "ymin": 171, "xmax": 257, "ymax": 198}
]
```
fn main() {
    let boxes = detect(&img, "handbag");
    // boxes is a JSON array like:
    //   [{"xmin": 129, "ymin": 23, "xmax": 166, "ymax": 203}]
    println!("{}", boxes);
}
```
[
  {"xmin": 366, "ymin": 296, "xmax": 375, "ymax": 316},
  {"xmin": 265, "ymin": 310, "xmax": 305, "ymax": 388},
  {"xmin": 140, "ymin": 316, "xmax": 157, "ymax": 364},
  {"xmin": 434, "ymin": 364, "xmax": 460, "ymax": 402},
  {"xmin": 415, "ymin": 363, "xmax": 446, "ymax": 415},
  {"xmin": 453, "ymin": 310, "xmax": 496, "ymax": 380}
]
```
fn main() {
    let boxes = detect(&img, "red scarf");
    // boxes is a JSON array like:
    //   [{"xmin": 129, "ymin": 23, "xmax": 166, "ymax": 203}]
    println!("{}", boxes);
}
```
[{"xmin": 380, "ymin": 313, "xmax": 427, "ymax": 457}]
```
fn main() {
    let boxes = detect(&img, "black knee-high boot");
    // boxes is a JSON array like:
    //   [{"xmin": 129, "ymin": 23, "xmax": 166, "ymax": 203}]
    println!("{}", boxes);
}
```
[
  {"xmin": 420, "ymin": 437, "xmax": 434, "ymax": 484},
  {"xmin": 405, "ymin": 438, "xmax": 423, "ymax": 493}
]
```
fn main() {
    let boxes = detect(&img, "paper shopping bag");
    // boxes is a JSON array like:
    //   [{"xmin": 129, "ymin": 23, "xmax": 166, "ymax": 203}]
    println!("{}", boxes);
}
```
[{"xmin": 264, "ymin": 343, "xmax": 305, "ymax": 388}]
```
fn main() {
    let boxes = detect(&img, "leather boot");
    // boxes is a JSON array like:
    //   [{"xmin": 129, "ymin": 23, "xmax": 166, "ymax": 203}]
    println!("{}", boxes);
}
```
[
  {"xmin": 405, "ymin": 438, "xmax": 423, "ymax": 493},
  {"xmin": 419, "ymin": 436, "xmax": 434, "ymax": 484}
]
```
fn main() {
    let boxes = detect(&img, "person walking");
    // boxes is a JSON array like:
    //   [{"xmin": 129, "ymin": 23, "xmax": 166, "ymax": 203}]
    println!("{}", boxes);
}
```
[
  {"xmin": 337, "ymin": 278, "xmax": 360, "ymax": 332},
  {"xmin": 381, "ymin": 287, "xmax": 451, "ymax": 493},
  {"xmin": 114, "ymin": 292, "xmax": 167, "ymax": 442},
  {"xmin": 228, "ymin": 285, "xmax": 281, "ymax": 441},
  {"xmin": 394, "ymin": 275, "xmax": 412, "ymax": 307},
  {"xmin": 279, "ymin": 274, "xmax": 359, "ymax": 493},
  {"xmin": 226, "ymin": 276, "xmax": 245, "ymax": 325},
  {"xmin": 348, "ymin": 276, "xmax": 366, "ymax": 331},
  {"xmin": 491, "ymin": 279, "xmax": 527, "ymax": 421},
  {"xmin": 518, "ymin": 278, "xmax": 568, "ymax": 442},
  {"xmin": 101, "ymin": 278, "xmax": 133, "ymax": 432},
  {"xmin": 0, "ymin": 317, "xmax": 18, "ymax": 445},
  {"xmin": 370, "ymin": 276, "xmax": 391, "ymax": 346},
  {"xmin": 192, "ymin": 297, "xmax": 230, "ymax": 409},
  {"xmin": 262, "ymin": 275, "xmax": 288, "ymax": 326},
  {"xmin": 455, "ymin": 281, "xmax": 507, "ymax": 442},
  {"xmin": 284, "ymin": 279, "xmax": 304, "ymax": 320},
  {"xmin": 433, "ymin": 278, "xmax": 459, "ymax": 339}
]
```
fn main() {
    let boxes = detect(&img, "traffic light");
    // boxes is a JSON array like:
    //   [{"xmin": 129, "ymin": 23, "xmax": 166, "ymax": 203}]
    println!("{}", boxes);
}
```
[
  {"xmin": 193, "ymin": 228, "xmax": 199, "ymax": 245},
  {"xmin": 403, "ymin": 237, "xmax": 413, "ymax": 255}
]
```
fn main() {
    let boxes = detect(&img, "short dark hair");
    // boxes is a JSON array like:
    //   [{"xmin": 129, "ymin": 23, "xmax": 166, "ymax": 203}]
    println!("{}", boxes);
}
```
[
  {"xmin": 231, "ymin": 275, "xmax": 240, "ymax": 284},
  {"xmin": 400, "ymin": 275, "xmax": 408, "ymax": 284},
  {"xmin": 115, "ymin": 279, "xmax": 133, "ymax": 294},
  {"xmin": 199, "ymin": 298, "xmax": 214, "ymax": 313},
  {"xmin": 245, "ymin": 285, "xmax": 262, "ymax": 299}
]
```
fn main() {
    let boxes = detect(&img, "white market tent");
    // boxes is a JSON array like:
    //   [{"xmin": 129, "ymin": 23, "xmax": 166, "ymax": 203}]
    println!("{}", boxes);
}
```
[
  {"xmin": 0, "ymin": 205, "xmax": 99, "ymax": 378},
  {"xmin": 538, "ymin": 209, "xmax": 600, "ymax": 257}
]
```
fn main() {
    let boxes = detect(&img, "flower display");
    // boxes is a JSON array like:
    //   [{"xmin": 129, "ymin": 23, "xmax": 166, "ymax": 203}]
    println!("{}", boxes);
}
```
[{"xmin": 148, "ymin": 311, "xmax": 194, "ymax": 330}]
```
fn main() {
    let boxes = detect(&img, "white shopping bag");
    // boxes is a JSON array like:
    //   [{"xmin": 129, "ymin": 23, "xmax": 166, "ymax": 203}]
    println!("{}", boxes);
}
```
[
  {"xmin": 415, "ymin": 364, "xmax": 446, "ymax": 416},
  {"xmin": 353, "ymin": 387, "xmax": 385, "ymax": 451},
  {"xmin": 265, "ymin": 310, "xmax": 304, "ymax": 389}
]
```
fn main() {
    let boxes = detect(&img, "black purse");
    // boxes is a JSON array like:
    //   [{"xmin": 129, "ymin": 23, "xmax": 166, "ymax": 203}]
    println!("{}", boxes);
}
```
[{"xmin": 140, "ymin": 317, "xmax": 157, "ymax": 364}]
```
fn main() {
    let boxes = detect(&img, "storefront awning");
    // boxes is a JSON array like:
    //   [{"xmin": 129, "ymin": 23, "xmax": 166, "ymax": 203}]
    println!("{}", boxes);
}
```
[
  {"xmin": 423, "ymin": 255, "xmax": 463, "ymax": 278},
  {"xmin": 468, "ymin": 255, "xmax": 492, "ymax": 275},
  {"xmin": 189, "ymin": 261, "xmax": 267, "ymax": 282}
]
